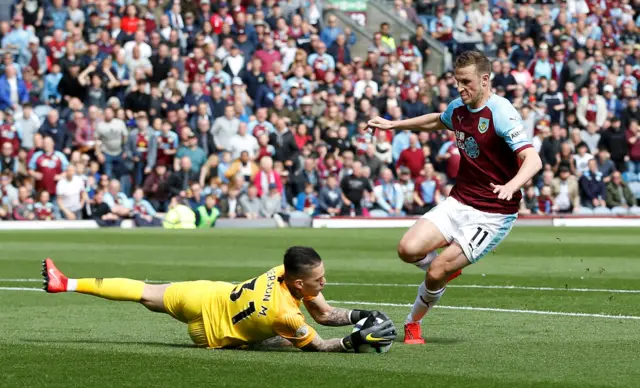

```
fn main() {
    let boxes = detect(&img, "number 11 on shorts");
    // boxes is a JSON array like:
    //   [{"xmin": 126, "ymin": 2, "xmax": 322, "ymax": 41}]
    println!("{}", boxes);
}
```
[{"xmin": 469, "ymin": 227, "xmax": 489, "ymax": 249}]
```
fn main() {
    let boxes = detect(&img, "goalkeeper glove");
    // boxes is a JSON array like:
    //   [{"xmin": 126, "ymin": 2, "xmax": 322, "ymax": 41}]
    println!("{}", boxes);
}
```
[
  {"xmin": 341, "ymin": 312, "xmax": 397, "ymax": 351},
  {"xmin": 349, "ymin": 309, "xmax": 374, "ymax": 324},
  {"xmin": 350, "ymin": 309, "xmax": 392, "ymax": 324}
]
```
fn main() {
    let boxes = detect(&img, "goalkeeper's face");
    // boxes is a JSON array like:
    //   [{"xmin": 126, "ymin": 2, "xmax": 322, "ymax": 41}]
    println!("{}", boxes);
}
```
[{"xmin": 299, "ymin": 262, "xmax": 326, "ymax": 298}]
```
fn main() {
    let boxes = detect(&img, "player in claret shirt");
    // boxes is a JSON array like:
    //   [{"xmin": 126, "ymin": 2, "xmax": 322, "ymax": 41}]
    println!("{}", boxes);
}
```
[
  {"xmin": 368, "ymin": 51, "xmax": 542, "ymax": 344},
  {"xmin": 28, "ymin": 136, "xmax": 68, "ymax": 197}
]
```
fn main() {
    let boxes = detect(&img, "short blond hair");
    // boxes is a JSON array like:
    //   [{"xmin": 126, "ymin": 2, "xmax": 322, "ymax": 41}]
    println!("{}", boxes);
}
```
[{"xmin": 454, "ymin": 51, "xmax": 491, "ymax": 75}]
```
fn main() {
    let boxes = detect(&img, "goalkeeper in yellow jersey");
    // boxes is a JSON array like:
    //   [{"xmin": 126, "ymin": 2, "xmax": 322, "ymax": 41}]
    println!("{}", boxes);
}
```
[{"xmin": 42, "ymin": 246, "xmax": 396, "ymax": 352}]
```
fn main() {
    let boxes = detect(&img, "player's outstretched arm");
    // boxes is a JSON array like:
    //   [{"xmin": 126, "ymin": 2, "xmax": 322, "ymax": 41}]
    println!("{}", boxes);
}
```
[
  {"xmin": 368, "ymin": 112, "xmax": 447, "ymax": 132},
  {"xmin": 301, "ymin": 315, "xmax": 397, "ymax": 353},
  {"xmin": 246, "ymin": 336, "xmax": 296, "ymax": 351},
  {"xmin": 303, "ymin": 292, "xmax": 373, "ymax": 327},
  {"xmin": 302, "ymin": 334, "xmax": 349, "ymax": 352}
]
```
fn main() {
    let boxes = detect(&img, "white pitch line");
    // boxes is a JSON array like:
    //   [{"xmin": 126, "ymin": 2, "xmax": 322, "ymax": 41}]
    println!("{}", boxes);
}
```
[
  {"xmin": 327, "ymin": 300, "xmax": 640, "ymax": 320},
  {"xmin": 2, "ymin": 287, "xmax": 638, "ymax": 320},
  {"xmin": 3, "ymin": 278, "xmax": 640, "ymax": 294},
  {"xmin": 0, "ymin": 278, "xmax": 42, "ymax": 282},
  {"xmin": 329, "ymin": 282, "xmax": 640, "ymax": 294},
  {"xmin": 0, "ymin": 287, "xmax": 44, "ymax": 292}
]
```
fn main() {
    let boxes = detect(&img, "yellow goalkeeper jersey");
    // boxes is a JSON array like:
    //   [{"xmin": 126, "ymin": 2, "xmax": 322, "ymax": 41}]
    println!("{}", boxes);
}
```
[{"xmin": 201, "ymin": 265, "xmax": 317, "ymax": 349}]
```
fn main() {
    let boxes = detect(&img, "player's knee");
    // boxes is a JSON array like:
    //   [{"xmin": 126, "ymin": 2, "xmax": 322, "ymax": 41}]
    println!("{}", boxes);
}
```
[{"xmin": 396, "ymin": 237, "xmax": 423, "ymax": 263}]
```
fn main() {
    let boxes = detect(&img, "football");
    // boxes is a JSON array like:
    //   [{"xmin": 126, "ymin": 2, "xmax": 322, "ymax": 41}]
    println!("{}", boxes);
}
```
[{"xmin": 352, "ymin": 316, "xmax": 394, "ymax": 354}]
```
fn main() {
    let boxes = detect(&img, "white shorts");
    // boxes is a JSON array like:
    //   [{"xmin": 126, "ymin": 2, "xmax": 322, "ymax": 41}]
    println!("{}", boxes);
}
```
[{"xmin": 421, "ymin": 197, "xmax": 517, "ymax": 263}]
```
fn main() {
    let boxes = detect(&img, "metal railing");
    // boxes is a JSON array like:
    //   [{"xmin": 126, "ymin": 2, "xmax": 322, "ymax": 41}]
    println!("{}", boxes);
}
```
[
  {"xmin": 367, "ymin": 0, "xmax": 450, "ymax": 75},
  {"xmin": 324, "ymin": 9, "xmax": 375, "ymax": 60}
]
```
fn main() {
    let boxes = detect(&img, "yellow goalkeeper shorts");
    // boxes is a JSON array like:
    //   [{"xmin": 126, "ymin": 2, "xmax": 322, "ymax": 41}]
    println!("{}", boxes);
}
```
[{"xmin": 162, "ymin": 280, "xmax": 233, "ymax": 347}]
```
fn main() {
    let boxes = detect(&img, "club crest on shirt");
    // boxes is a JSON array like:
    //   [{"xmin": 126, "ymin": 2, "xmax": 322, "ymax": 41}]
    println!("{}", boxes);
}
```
[{"xmin": 478, "ymin": 118, "xmax": 490, "ymax": 134}]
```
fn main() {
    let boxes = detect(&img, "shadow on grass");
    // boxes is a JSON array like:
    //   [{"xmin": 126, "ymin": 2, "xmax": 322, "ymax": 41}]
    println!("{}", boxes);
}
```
[
  {"xmin": 20, "ymin": 338, "xmax": 299, "ymax": 352},
  {"xmin": 424, "ymin": 337, "xmax": 464, "ymax": 345},
  {"xmin": 21, "ymin": 338, "xmax": 195, "ymax": 348}
]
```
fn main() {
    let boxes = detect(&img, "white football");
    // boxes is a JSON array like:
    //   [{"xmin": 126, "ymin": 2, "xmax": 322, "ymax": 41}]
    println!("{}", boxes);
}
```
[{"xmin": 352, "ymin": 317, "xmax": 393, "ymax": 353}]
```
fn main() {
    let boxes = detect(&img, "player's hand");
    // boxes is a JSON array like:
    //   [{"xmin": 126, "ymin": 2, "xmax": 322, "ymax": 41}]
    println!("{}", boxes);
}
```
[
  {"xmin": 490, "ymin": 182, "xmax": 519, "ymax": 201},
  {"xmin": 371, "ymin": 310, "xmax": 391, "ymax": 321},
  {"xmin": 342, "ymin": 313, "xmax": 397, "ymax": 350},
  {"xmin": 367, "ymin": 116, "xmax": 394, "ymax": 130},
  {"xmin": 349, "ymin": 309, "xmax": 374, "ymax": 324}
]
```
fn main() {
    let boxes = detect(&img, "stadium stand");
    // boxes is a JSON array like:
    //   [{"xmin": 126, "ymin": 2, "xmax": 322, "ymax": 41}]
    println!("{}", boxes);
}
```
[{"xmin": 0, "ymin": 0, "xmax": 638, "ymax": 228}]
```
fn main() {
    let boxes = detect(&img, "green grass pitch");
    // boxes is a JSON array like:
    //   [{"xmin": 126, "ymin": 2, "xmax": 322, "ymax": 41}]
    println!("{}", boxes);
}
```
[{"xmin": 1, "ymin": 227, "xmax": 639, "ymax": 388}]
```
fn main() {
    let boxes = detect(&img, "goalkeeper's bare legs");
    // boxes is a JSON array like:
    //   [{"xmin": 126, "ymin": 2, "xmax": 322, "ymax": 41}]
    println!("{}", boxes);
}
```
[
  {"xmin": 42, "ymin": 258, "xmax": 169, "ymax": 314},
  {"xmin": 140, "ymin": 284, "xmax": 170, "ymax": 313}
]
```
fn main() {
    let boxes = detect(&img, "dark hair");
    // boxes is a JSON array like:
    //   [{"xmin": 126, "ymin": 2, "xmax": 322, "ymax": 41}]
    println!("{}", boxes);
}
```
[
  {"xmin": 283, "ymin": 246, "xmax": 322, "ymax": 278},
  {"xmin": 454, "ymin": 51, "xmax": 491, "ymax": 75}
]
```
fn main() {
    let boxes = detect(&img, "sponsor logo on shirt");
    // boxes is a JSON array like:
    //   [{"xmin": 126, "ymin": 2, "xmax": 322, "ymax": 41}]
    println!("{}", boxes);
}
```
[
  {"xmin": 464, "ymin": 137, "xmax": 480, "ymax": 158},
  {"xmin": 509, "ymin": 125, "xmax": 528, "ymax": 142}
]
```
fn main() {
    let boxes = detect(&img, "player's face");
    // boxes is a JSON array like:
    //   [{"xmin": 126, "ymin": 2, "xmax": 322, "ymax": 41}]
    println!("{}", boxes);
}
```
[
  {"xmin": 301, "ymin": 263, "xmax": 326, "ymax": 297},
  {"xmin": 455, "ymin": 65, "xmax": 487, "ymax": 107}
]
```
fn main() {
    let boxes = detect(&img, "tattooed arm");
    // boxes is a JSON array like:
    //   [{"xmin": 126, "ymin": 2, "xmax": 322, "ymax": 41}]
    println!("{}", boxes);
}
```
[
  {"xmin": 246, "ymin": 336, "xmax": 295, "ymax": 351},
  {"xmin": 249, "ymin": 335, "xmax": 348, "ymax": 352},
  {"xmin": 303, "ymin": 293, "xmax": 373, "ymax": 327},
  {"xmin": 302, "ymin": 334, "xmax": 349, "ymax": 352}
]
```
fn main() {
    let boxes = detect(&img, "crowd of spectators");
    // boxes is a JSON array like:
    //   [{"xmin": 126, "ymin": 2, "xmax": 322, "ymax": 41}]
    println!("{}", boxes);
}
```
[{"xmin": 0, "ymin": 0, "xmax": 639, "ymax": 227}]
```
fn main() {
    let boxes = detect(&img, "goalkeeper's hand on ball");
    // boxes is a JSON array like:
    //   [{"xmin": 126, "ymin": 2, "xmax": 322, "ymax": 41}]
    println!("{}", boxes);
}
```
[
  {"xmin": 341, "ymin": 312, "xmax": 397, "ymax": 351},
  {"xmin": 349, "ymin": 309, "xmax": 390, "ymax": 324}
]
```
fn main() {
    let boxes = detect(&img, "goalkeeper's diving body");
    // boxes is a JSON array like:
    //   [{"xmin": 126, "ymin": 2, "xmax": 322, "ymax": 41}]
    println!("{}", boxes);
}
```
[{"xmin": 42, "ymin": 246, "xmax": 396, "ymax": 352}]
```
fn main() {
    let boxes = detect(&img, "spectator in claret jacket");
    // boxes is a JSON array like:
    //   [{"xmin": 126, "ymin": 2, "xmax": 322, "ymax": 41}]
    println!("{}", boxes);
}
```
[
  {"xmin": 577, "ymin": 84, "xmax": 607, "ymax": 128},
  {"xmin": 626, "ymin": 120, "xmax": 640, "ymax": 178},
  {"xmin": 328, "ymin": 34, "xmax": 352, "ymax": 67},
  {"xmin": 143, "ymin": 164, "xmax": 170, "ymax": 212},
  {"xmin": 396, "ymin": 133, "xmax": 423, "ymax": 179},
  {"xmin": 126, "ymin": 112, "xmax": 158, "ymax": 187},
  {"xmin": 28, "ymin": 136, "xmax": 68, "ymax": 196}
]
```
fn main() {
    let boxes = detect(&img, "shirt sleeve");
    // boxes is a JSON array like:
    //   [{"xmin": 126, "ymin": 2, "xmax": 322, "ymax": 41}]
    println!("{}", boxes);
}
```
[
  {"xmin": 492, "ymin": 98, "xmax": 533, "ymax": 153},
  {"xmin": 103, "ymin": 194, "xmax": 115, "ymax": 209},
  {"xmin": 273, "ymin": 311, "xmax": 317, "ymax": 349},
  {"xmin": 28, "ymin": 151, "xmax": 42, "ymax": 170},
  {"xmin": 439, "ymin": 98, "xmax": 463, "ymax": 131},
  {"xmin": 56, "ymin": 152, "xmax": 69, "ymax": 171},
  {"xmin": 143, "ymin": 200, "xmax": 156, "ymax": 216}
]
